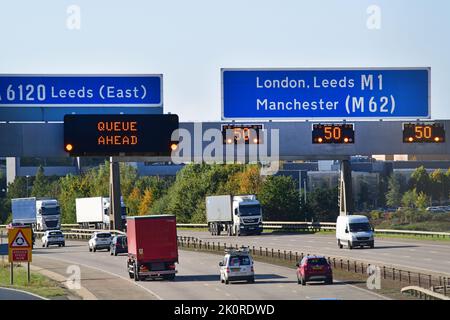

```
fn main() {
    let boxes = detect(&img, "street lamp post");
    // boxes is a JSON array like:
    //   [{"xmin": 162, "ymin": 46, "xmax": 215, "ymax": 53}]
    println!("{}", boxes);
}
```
[{"xmin": 26, "ymin": 175, "xmax": 30, "ymax": 197}]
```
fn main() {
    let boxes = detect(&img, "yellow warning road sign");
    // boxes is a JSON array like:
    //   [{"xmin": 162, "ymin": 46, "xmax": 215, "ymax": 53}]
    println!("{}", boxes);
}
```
[{"xmin": 8, "ymin": 227, "xmax": 32, "ymax": 262}]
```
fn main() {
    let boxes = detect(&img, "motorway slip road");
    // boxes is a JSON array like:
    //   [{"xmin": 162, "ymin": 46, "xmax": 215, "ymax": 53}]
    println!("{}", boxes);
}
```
[
  {"xmin": 178, "ymin": 231, "xmax": 450, "ymax": 276},
  {"xmin": 32, "ymin": 240, "xmax": 386, "ymax": 300}
]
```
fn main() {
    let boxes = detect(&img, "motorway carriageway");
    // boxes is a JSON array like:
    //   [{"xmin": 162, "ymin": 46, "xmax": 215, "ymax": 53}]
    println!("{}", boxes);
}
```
[
  {"xmin": 178, "ymin": 231, "xmax": 450, "ymax": 276},
  {"xmin": 32, "ymin": 240, "xmax": 385, "ymax": 300}
]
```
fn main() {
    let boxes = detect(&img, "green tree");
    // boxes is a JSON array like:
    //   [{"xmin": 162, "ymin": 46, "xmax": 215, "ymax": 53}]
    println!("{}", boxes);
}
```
[
  {"xmin": 31, "ymin": 166, "xmax": 49, "ymax": 197},
  {"xmin": 415, "ymin": 192, "xmax": 429, "ymax": 210},
  {"xmin": 386, "ymin": 174, "xmax": 403, "ymax": 208},
  {"xmin": 305, "ymin": 187, "xmax": 339, "ymax": 222},
  {"xmin": 401, "ymin": 189, "xmax": 418, "ymax": 208},
  {"xmin": 258, "ymin": 176, "xmax": 300, "ymax": 221},
  {"xmin": 409, "ymin": 166, "xmax": 431, "ymax": 196},
  {"xmin": 430, "ymin": 169, "xmax": 448, "ymax": 203}
]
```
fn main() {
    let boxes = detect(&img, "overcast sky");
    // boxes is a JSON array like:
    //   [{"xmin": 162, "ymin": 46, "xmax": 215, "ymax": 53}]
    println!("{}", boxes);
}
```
[{"xmin": 0, "ymin": 0, "xmax": 448, "ymax": 121}]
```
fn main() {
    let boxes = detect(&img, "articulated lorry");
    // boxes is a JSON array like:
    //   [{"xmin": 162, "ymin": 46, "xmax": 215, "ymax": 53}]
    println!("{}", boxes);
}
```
[
  {"xmin": 206, "ymin": 195, "xmax": 263, "ymax": 236},
  {"xmin": 75, "ymin": 196, "xmax": 128, "ymax": 229},
  {"xmin": 36, "ymin": 199, "xmax": 61, "ymax": 231},
  {"xmin": 127, "ymin": 215, "xmax": 178, "ymax": 281},
  {"xmin": 12, "ymin": 197, "xmax": 61, "ymax": 232}
]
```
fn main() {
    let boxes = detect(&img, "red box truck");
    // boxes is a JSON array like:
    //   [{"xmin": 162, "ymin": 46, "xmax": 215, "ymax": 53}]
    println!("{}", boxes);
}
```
[{"xmin": 126, "ymin": 215, "xmax": 178, "ymax": 281}]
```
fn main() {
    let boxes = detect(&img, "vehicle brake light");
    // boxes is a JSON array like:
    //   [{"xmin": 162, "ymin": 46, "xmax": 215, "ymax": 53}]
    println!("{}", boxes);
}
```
[
  {"xmin": 168, "ymin": 264, "xmax": 176, "ymax": 270},
  {"xmin": 251, "ymin": 266, "xmax": 254, "ymax": 272}
]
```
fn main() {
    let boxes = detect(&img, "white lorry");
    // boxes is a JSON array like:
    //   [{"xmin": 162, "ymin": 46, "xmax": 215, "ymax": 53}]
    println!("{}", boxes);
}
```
[
  {"xmin": 206, "ymin": 195, "xmax": 263, "ymax": 236},
  {"xmin": 75, "ymin": 196, "xmax": 128, "ymax": 229},
  {"xmin": 36, "ymin": 199, "xmax": 61, "ymax": 231}
]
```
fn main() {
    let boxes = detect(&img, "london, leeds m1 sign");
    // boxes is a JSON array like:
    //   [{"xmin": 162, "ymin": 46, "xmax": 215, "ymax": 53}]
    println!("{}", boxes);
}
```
[
  {"xmin": 0, "ymin": 74, "xmax": 163, "ymax": 121},
  {"xmin": 221, "ymin": 68, "xmax": 430, "ymax": 120}
]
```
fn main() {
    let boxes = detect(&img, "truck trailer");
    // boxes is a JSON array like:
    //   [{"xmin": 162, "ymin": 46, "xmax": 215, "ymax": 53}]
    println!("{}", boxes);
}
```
[
  {"xmin": 11, "ymin": 197, "xmax": 37, "ymax": 246},
  {"xmin": 126, "ymin": 215, "xmax": 178, "ymax": 281},
  {"xmin": 206, "ymin": 195, "xmax": 263, "ymax": 236},
  {"xmin": 75, "ymin": 196, "xmax": 128, "ymax": 229}
]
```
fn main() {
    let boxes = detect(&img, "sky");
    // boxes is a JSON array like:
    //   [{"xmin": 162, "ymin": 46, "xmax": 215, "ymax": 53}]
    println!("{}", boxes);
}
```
[{"xmin": 0, "ymin": 0, "xmax": 449, "ymax": 122}]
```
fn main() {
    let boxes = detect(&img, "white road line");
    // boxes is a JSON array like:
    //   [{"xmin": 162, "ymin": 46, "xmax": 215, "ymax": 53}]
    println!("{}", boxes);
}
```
[{"xmin": 35, "ymin": 255, "xmax": 164, "ymax": 300}]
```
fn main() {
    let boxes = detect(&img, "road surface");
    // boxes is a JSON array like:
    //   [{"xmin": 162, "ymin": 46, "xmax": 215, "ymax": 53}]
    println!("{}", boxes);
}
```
[
  {"xmin": 32, "ymin": 240, "xmax": 386, "ymax": 300},
  {"xmin": 178, "ymin": 231, "xmax": 450, "ymax": 276},
  {"xmin": 0, "ymin": 287, "xmax": 44, "ymax": 300}
]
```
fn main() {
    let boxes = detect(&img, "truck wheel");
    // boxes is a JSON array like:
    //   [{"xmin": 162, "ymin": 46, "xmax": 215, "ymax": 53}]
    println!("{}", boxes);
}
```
[
  {"xmin": 225, "ymin": 279, "xmax": 229, "ymax": 285},
  {"xmin": 227, "ymin": 227, "xmax": 232, "ymax": 236},
  {"xmin": 348, "ymin": 241, "xmax": 353, "ymax": 250},
  {"xmin": 235, "ymin": 227, "xmax": 240, "ymax": 237},
  {"xmin": 217, "ymin": 226, "xmax": 221, "ymax": 236},
  {"xmin": 89, "ymin": 246, "xmax": 92, "ymax": 252},
  {"xmin": 337, "ymin": 240, "xmax": 343, "ymax": 249},
  {"xmin": 93, "ymin": 247, "xmax": 97, "ymax": 252}
]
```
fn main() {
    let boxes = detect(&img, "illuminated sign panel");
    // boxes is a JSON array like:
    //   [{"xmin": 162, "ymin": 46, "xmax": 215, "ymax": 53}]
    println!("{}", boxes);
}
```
[
  {"xmin": 64, "ymin": 114, "xmax": 179, "ymax": 156},
  {"xmin": 312, "ymin": 123, "xmax": 355, "ymax": 144},
  {"xmin": 221, "ymin": 124, "xmax": 263, "ymax": 144},
  {"xmin": 402, "ymin": 123, "xmax": 445, "ymax": 143}
]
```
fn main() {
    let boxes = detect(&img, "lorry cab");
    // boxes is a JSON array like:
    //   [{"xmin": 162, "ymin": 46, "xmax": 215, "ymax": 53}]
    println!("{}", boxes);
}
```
[
  {"xmin": 336, "ymin": 215, "xmax": 374, "ymax": 249},
  {"xmin": 232, "ymin": 195, "xmax": 263, "ymax": 236},
  {"xmin": 36, "ymin": 199, "xmax": 61, "ymax": 231}
]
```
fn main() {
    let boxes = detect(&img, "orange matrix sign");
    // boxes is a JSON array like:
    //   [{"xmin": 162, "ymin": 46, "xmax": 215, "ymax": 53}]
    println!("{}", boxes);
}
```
[{"xmin": 97, "ymin": 121, "xmax": 138, "ymax": 145}]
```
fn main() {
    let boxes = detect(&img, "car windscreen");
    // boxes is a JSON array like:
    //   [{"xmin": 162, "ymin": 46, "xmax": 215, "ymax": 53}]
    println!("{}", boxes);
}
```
[
  {"xmin": 349, "ymin": 222, "xmax": 372, "ymax": 232},
  {"xmin": 49, "ymin": 232, "xmax": 62, "ymax": 236},
  {"xmin": 229, "ymin": 255, "xmax": 251, "ymax": 266},
  {"xmin": 306, "ymin": 258, "xmax": 328, "ymax": 266},
  {"xmin": 41, "ymin": 207, "xmax": 60, "ymax": 216},
  {"xmin": 97, "ymin": 233, "xmax": 111, "ymax": 238},
  {"xmin": 238, "ymin": 205, "xmax": 261, "ymax": 216}
]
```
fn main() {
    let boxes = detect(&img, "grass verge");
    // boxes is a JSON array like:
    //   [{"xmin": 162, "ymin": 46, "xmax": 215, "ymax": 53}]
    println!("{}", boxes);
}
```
[{"xmin": 0, "ymin": 261, "xmax": 67, "ymax": 299}]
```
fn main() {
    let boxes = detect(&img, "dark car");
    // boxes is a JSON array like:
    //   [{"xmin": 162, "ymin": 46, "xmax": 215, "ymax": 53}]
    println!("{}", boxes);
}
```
[
  {"xmin": 296, "ymin": 255, "xmax": 333, "ymax": 285},
  {"xmin": 110, "ymin": 235, "xmax": 128, "ymax": 256}
]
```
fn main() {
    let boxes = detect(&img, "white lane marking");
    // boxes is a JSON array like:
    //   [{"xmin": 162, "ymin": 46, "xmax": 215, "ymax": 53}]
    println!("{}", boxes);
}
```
[
  {"xmin": 424, "ymin": 258, "xmax": 432, "ymax": 261},
  {"xmin": 204, "ymin": 283, "xmax": 209, "ymax": 287},
  {"xmin": 292, "ymin": 290, "xmax": 297, "ymax": 293},
  {"xmin": 327, "ymin": 242, "xmax": 333, "ymax": 245},
  {"xmin": 430, "ymin": 251, "xmax": 438, "ymax": 254},
  {"xmin": 409, "ymin": 249, "xmax": 416, "ymax": 252},
  {"xmin": 402, "ymin": 256, "xmax": 411, "ymax": 259},
  {"xmin": 0, "ymin": 287, "xmax": 49, "ymax": 300},
  {"xmin": 36, "ymin": 255, "xmax": 164, "ymax": 300},
  {"xmin": 225, "ymin": 293, "xmax": 231, "ymax": 297}
]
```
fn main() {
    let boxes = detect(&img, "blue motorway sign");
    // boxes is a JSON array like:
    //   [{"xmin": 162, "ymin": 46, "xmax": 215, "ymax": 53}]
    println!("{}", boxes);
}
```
[
  {"xmin": 0, "ymin": 75, "xmax": 163, "ymax": 121},
  {"xmin": 222, "ymin": 68, "xmax": 430, "ymax": 120}
]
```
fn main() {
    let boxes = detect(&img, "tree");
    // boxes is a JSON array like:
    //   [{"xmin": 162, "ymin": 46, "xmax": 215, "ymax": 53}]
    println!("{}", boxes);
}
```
[
  {"xmin": 138, "ymin": 189, "xmax": 154, "ymax": 215},
  {"xmin": 386, "ymin": 174, "xmax": 402, "ymax": 208},
  {"xmin": 258, "ymin": 176, "xmax": 300, "ymax": 221},
  {"xmin": 415, "ymin": 192, "xmax": 429, "ymax": 210},
  {"xmin": 401, "ymin": 189, "xmax": 418, "ymax": 208},
  {"xmin": 430, "ymin": 169, "xmax": 448, "ymax": 204},
  {"xmin": 31, "ymin": 166, "xmax": 49, "ymax": 197},
  {"xmin": 6, "ymin": 177, "xmax": 28, "ymax": 199},
  {"xmin": 305, "ymin": 187, "xmax": 339, "ymax": 222},
  {"xmin": 409, "ymin": 166, "xmax": 431, "ymax": 196},
  {"xmin": 126, "ymin": 187, "xmax": 142, "ymax": 216}
]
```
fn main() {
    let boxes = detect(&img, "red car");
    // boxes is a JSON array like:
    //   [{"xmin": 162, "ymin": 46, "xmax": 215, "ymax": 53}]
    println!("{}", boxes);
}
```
[{"xmin": 296, "ymin": 255, "xmax": 333, "ymax": 285}]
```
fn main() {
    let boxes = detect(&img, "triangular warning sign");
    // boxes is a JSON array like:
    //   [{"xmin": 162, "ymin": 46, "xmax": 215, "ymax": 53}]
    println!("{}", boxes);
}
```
[{"xmin": 10, "ymin": 230, "xmax": 31, "ymax": 248}]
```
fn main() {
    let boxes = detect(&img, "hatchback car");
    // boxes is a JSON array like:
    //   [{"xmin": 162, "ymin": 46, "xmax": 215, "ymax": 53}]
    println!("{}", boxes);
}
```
[
  {"xmin": 110, "ymin": 235, "xmax": 128, "ymax": 256},
  {"xmin": 88, "ymin": 232, "xmax": 112, "ymax": 252},
  {"xmin": 296, "ymin": 255, "xmax": 333, "ymax": 285},
  {"xmin": 219, "ymin": 247, "xmax": 254, "ymax": 284},
  {"xmin": 41, "ymin": 230, "xmax": 65, "ymax": 247}
]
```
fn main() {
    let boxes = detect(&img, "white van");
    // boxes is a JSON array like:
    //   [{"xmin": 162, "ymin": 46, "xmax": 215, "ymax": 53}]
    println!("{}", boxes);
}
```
[{"xmin": 336, "ymin": 215, "xmax": 374, "ymax": 249}]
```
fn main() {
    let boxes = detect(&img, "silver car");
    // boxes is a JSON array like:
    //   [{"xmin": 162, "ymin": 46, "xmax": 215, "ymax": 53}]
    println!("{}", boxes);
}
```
[
  {"xmin": 219, "ymin": 247, "xmax": 254, "ymax": 284},
  {"xmin": 88, "ymin": 232, "xmax": 112, "ymax": 252}
]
